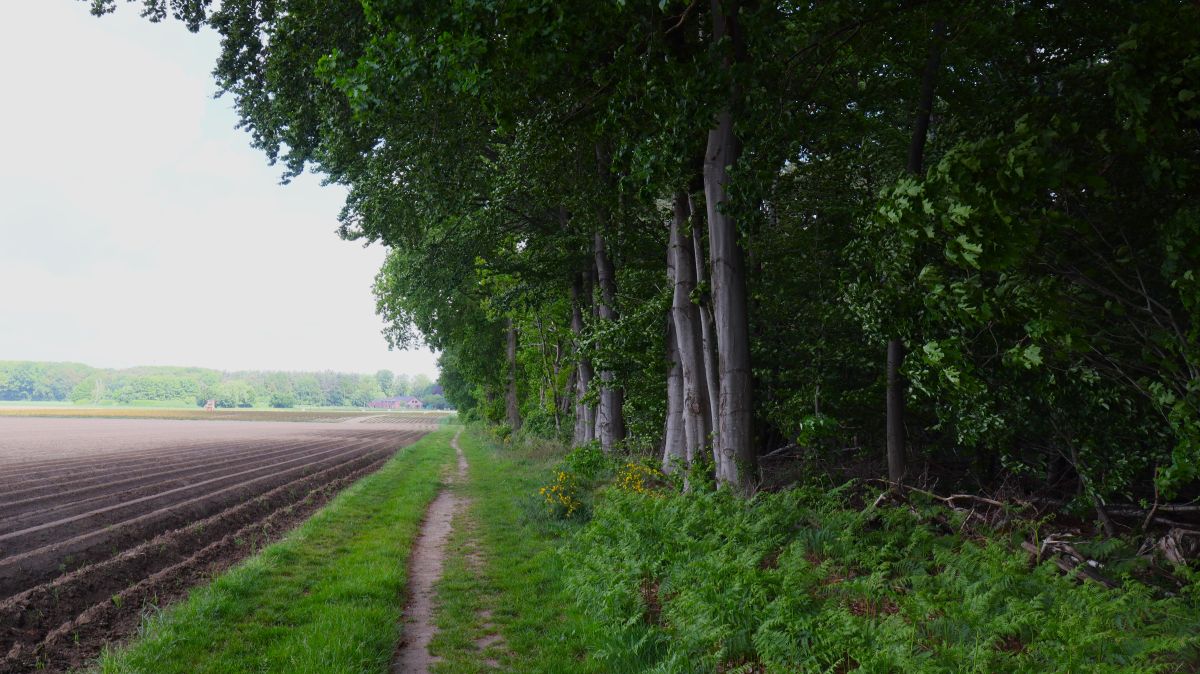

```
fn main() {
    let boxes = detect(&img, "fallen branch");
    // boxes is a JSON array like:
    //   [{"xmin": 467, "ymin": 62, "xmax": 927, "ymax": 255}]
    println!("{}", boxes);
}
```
[
  {"xmin": 760, "ymin": 443, "xmax": 800, "ymax": 460},
  {"xmin": 1156, "ymin": 528, "xmax": 1200, "ymax": 566},
  {"xmin": 869, "ymin": 480, "xmax": 1014, "ymax": 510},
  {"xmin": 1021, "ymin": 539, "xmax": 1119, "ymax": 589}
]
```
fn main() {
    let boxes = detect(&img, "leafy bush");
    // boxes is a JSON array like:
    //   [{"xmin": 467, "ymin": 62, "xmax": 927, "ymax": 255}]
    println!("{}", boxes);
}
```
[
  {"xmin": 539, "ymin": 470, "xmax": 584, "ymax": 518},
  {"xmin": 534, "ymin": 442, "xmax": 614, "ymax": 521}
]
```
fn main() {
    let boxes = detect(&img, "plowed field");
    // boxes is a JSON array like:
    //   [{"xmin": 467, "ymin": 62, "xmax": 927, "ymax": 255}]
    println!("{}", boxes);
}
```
[{"xmin": 0, "ymin": 415, "xmax": 432, "ymax": 672}]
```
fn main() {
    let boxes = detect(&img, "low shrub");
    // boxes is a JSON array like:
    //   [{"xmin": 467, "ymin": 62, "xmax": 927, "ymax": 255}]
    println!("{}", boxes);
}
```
[{"xmin": 533, "ymin": 442, "xmax": 616, "ymax": 521}]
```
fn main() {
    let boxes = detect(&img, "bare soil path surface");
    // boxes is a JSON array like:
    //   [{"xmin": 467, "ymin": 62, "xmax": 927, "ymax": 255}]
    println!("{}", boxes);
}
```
[
  {"xmin": 0, "ymin": 415, "xmax": 431, "ymax": 674},
  {"xmin": 394, "ymin": 429, "xmax": 470, "ymax": 673}
]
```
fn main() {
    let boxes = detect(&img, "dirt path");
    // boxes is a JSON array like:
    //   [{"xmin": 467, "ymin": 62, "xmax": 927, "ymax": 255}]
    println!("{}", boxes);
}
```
[{"xmin": 393, "ymin": 429, "xmax": 469, "ymax": 673}]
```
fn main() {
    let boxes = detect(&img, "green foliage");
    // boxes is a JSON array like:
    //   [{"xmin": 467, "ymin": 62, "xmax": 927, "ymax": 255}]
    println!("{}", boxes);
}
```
[
  {"xmin": 268, "ymin": 390, "xmax": 296, "ymax": 408},
  {"xmin": 565, "ymin": 486, "xmax": 1200, "ymax": 673},
  {"xmin": 212, "ymin": 380, "xmax": 256, "ymax": 408},
  {"xmin": 2, "ymin": 360, "xmax": 441, "ymax": 410},
  {"xmin": 535, "ymin": 442, "xmax": 617, "ymax": 521},
  {"xmin": 845, "ymin": 2, "xmax": 1200, "ymax": 498},
  {"xmin": 91, "ymin": 0, "xmax": 1200, "ymax": 506},
  {"xmin": 0, "ymin": 361, "xmax": 93, "ymax": 401}
]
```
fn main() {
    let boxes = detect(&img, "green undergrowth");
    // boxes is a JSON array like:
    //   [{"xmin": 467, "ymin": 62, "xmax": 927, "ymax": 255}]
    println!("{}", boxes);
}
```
[
  {"xmin": 563, "ymin": 481, "xmax": 1200, "ymax": 673},
  {"xmin": 428, "ymin": 429, "xmax": 603, "ymax": 673},
  {"xmin": 88, "ymin": 427, "xmax": 456, "ymax": 674}
]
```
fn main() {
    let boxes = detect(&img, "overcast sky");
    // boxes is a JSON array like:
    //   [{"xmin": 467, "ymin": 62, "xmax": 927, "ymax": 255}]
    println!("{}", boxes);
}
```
[{"xmin": 0, "ymin": 1, "xmax": 439, "ymax": 377}]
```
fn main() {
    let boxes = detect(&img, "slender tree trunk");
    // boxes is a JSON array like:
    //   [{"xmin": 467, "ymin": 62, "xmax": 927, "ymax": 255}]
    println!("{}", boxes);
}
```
[
  {"xmin": 563, "ymin": 367, "xmax": 577, "ymax": 423},
  {"xmin": 531, "ymin": 316, "xmax": 561, "ymax": 434},
  {"xmin": 887, "ymin": 18, "xmax": 946, "ymax": 485},
  {"xmin": 671, "ymin": 190, "xmax": 712, "ymax": 466},
  {"xmin": 664, "ymin": 312, "xmax": 688, "ymax": 472},
  {"xmin": 703, "ymin": 0, "xmax": 755, "ymax": 494},
  {"xmin": 591, "ymin": 263, "xmax": 604, "ymax": 443},
  {"xmin": 594, "ymin": 230, "xmax": 626, "ymax": 452},
  {"xmin": 907, "ymin": 20, "xmax": 945, "ymax": 177},
  {"xmin": 692, "ymin": 209, "xmax": 721, "ymax": 440},
  {"xmin": 505, "ymin": 317, "xmax": 521, "ymax": 432},
  {"xmin": 571, "ymin": 272, "xmax": 596, "ymax": 446}
]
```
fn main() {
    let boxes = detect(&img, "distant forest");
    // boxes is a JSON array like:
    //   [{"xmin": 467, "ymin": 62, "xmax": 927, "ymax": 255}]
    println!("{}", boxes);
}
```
[{"xmin": 0, "ymin": 361, "xmax": 448, "ymax": 409}]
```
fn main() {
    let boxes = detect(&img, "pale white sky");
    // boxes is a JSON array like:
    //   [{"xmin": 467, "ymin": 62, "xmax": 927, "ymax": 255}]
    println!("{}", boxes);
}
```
[{"xmin": 0, "ymin": 1, "xmax": 439, "ymax": 378}]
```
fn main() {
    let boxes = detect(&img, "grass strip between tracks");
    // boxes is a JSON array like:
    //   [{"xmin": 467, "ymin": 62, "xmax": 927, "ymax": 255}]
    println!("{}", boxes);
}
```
[
  {"xmin": 86, "ymin": 427, "xmax": 457, "ymax": 674},
  {"xmin": 427, "ymin": 429, "xmax": 602, "ymax": 673}
]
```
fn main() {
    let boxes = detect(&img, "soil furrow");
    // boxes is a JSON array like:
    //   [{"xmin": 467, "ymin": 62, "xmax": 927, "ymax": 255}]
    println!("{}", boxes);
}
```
[
  {"xmin": 0, "ymin": 435, "xmax": 315, "ymax": 497},
  {"xmin": 0, "ymin": 448, "xmax": 400, "ymax": 672},
  {"xmin": 0, "ymin": 435, "xmax": 303, "ymax": 483},
  {"xmin": 0, "ymin": 426, "xmax": 412, "ymax": 482},
  {"xmin": 0, "ymin": 416, "xmax": 433, "ymax": 671},
  {"xmin": 0, "ymin": 442, "xmax": 393, "ymax": 596},
  {"xmin": 0, "ymin": 440, "xmax": 376, "ymax": 552},
  {"xmin": 0, "ymin": 436, "xmax": 378, "ymax": 528}
]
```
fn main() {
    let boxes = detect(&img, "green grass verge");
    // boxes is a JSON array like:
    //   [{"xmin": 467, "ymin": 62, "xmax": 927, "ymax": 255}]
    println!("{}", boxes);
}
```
[
  {"xmin": 427, "ymin": 429, "xmax": 603, "ymax": 673},
  {"xmin": 88, "ymin": 427, "xmax": 457, "ymax": 674}
]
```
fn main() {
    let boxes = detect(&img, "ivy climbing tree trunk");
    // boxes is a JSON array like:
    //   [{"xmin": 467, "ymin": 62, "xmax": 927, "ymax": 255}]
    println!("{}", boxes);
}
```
[
  {"xmin": 887, "ymin": 18, "xmax": 946, "ymax": 485},
  {"xmin": 571, "ymin": 270, "xmax": 596, "ymax": 446},
  {"xmin": 506, "ymin": 316, "xmax": 521, "ymax": 432},
  {"xmin": 704, "ymin": 0, "xmax": 755, "ymax": 494},
  {"xmin": 594, "ymin": 230, "xmax": 626, "ymax": 452},
  {"xmin": 671, "ymin": 190, "xmax": 712, "ymax": 467}
]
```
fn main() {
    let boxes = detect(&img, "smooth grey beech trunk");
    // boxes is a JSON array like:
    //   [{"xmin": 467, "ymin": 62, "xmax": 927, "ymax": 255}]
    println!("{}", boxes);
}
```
[
  {"xmin": 888, "ymin": 18, "xmax": 946, "ymax": 485},
  {"xmin": 692, "ymin": 209, "xmax": 721, "ymax": 439},
  {"xmin": 505, "ymin": 316, "xmax": 521, "ymax": 432},
  {"xmin": 570, "ymin": 271, "xmax": 596, "ymax": 446},
  {"xmin": 664, "ymin": 309, "xmax": 688, "ymax": 472},
  {"xmin": 703, "ymin": 0, "xmax": 755, "ymax": 494},
  {"xmin": 594, "ymin": 230, "xmax": 626, "ymax": 452},
  {"xmin": 671, "ymin": 190, "xmax": 712, "ymax": 467}
]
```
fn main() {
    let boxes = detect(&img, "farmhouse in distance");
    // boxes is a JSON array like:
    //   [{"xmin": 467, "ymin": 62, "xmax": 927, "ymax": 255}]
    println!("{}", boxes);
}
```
[{"xmin": 368, "ymin": 395, "xmax": 423, "ymax": 410}]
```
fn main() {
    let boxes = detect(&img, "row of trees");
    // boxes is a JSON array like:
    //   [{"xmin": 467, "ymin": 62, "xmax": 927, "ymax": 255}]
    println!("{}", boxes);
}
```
[
  {"xmin": 96, "ymin": 1, "xmax": 1199, "ymax": 507},
  {"xmin": 0, "ymin": 361, "xmax": 446, "ymax": 409}
]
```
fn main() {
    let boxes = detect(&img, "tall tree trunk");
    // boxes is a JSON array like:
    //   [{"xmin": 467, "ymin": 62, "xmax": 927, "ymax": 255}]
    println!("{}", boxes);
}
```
[
  {"xmin": 594, "ymin": 230, "xmax": 626, "ymax": 452},
  {"xmin": 703, "ymin": 0, "xmax": 755, "ymax": 494},
  {"xmin": 887, "ymin": 18, "xmax": 946, "ymax": 485},
  {"xmin": 505, "ymin": 317, "xmax": 521, "ymax": 432},
  {"xmin": 692, "ymin": 208, "xmax": 721, "ymax": 439},
  {"xmin": 671, "ymin": 190, "xmax": 712, "ymax": 466},
  {"xmin": 571, "ymin": 271, "xmax": 597, "ymax": 446},
  {"xmin": 664, "ymin": 313, "xmax": 688, "ymax": 472},
  {"xmin": 906, "ymin": 20, "xmax": 945, "ymax": 177}
]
